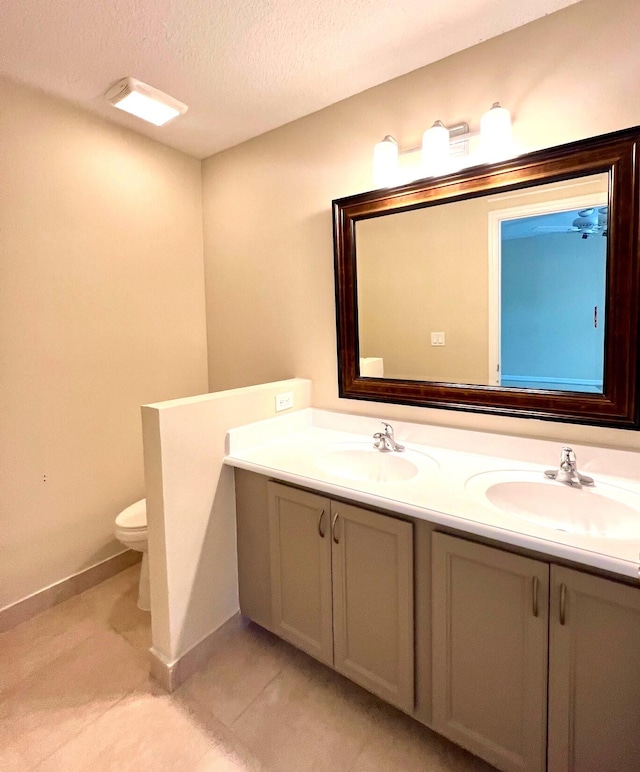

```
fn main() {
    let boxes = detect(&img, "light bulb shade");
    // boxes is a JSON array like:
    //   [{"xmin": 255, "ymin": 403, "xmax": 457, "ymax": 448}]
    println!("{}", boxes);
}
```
[
  {"xmin": 480, "ymin": 102, "xmax": 512, "ymax": 162},
  {"xmin": 422, "ymin": 121, "xmax": 450, "ymax": 176},
  {"xmin": 373, "ymin": 135, "xmax": 399, "ymax": 187}
]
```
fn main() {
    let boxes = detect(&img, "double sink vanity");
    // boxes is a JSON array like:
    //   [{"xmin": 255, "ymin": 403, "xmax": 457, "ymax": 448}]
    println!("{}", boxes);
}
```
[
  {"xmin": 221, "ymin": 126, "xmax": 640, "ymax": 771},
  {"xmin": 225, "ymin": 408, "xmax": 640, "ymax": 772}
]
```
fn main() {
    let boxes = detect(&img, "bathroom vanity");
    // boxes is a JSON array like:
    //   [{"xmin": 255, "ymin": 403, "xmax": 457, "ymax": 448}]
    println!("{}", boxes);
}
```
[{"xmin": 225, "ymin": 409, "xmax": 640, "ymax": 772}]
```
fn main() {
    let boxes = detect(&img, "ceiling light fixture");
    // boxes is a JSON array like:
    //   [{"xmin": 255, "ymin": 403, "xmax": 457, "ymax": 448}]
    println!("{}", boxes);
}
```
[
  {"xmin": 372, "ymin": 103, "xmax": 513, "ymax": 188},
  {"xmin": 105, "ymin": 77, "xmax": 188, "ymax": 127}
]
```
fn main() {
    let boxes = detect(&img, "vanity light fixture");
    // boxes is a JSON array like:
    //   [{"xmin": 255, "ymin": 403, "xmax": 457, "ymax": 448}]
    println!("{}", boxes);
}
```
[
  {"xmin": 372, "ymin": 135, "xmax": 399, "ymax": 188},
  {"xmin": 422, "ymin": 121, "xmax": 450, "ymax": 177},
  {"xmin": 105, "ymin": 77, "xmax": 188, "ymax": 127},
  {"xmin": 372, "ymin": 102, "xmax": 513, "ymax": 187},
  {"xmin": 480, "ymin": 102, "xmax": 512, "ymax": 162}
]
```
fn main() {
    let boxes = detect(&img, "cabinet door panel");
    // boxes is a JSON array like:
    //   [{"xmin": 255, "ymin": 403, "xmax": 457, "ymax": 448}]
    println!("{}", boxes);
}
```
[
  {"xmin": 432, "ymin": 533, "xmax": 548, "ymax": 772},
  {"xmin": 548, "ymin": 566, "xmax": 640, "ymax": 772},
  {"xmin": 332, "ymin": 502, "xmax": 414, "ymax": 713},
  {"xmin": 235, "ymin": 470, "xmax": 273, "ymax": 630},
  {"xmin": 268, "ymin": 483, "xmax": 333, "ymax": 666}
]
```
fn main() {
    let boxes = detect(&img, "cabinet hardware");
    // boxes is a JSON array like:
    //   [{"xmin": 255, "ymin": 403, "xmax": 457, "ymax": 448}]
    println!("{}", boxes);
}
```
[
  {"xmin": 318, "ymin": 510, "xmax": 326, "ymax": 538},
  {"xmin": 532, "ymin": 576, "xmax": 539, "ymax": 617},
  {"xmin": 332, "ymin": 512, "xmax": 340, "ymax": 544},
  {"xmin": 560, "ymin": 583, "xmax": 567, "ymax": 625}
]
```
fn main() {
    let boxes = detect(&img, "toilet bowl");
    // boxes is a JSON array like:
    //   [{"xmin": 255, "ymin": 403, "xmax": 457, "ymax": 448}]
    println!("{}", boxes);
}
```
[{"xmin": 115, "ymin": 498, "xmax": 150, "ymax": 611}]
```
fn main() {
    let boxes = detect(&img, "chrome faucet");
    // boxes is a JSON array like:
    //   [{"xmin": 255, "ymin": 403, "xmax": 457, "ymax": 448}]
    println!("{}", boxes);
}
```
[
  {"xmin": 544, "ymin": 446, "xmax": 594, "ymax": 487},
  {"xmin": 373, "ymin": 422, "xmax": 405, "ymax": 453}
]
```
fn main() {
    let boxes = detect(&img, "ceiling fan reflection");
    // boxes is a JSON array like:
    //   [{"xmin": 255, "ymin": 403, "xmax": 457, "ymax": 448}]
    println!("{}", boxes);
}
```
[{"xmin": 533, "ymin": 206, "xmax": 608, "ymax": 239}]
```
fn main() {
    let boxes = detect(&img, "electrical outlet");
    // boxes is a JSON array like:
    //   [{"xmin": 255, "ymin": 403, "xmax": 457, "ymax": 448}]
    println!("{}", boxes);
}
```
[
  {"xmin": 431, "ymin": 332, "xmax": 445, "ymax": 346},
  {"xmin": 275, "ymin": 391, "xmax": 294, "ymax": 412}
]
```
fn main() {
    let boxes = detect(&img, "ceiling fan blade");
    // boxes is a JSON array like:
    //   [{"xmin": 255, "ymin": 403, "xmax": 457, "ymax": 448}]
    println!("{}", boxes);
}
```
[{"xmin": 531, "ymin": 225, "xmax": 578, "ymax": 232}]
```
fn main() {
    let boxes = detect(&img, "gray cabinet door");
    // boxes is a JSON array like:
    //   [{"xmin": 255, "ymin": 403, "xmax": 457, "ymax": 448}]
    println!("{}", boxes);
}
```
[
  {"xmin": 331, "ymin": 502, "xmax": 414, "ymax": 713},
  {"xmin": 235, "ymin": 469, "xmax": 273, "ymax": 631},
  {"xmin": 432, "ymin": 533, "xmax": 548, "ymax": 772},
  {"xmin": 268, "ymin": 482, "xmax": 333, "ymax": 666},
  {"xmin": 548, "ymin": 566, "xmax": 640, "ymax": 772}
]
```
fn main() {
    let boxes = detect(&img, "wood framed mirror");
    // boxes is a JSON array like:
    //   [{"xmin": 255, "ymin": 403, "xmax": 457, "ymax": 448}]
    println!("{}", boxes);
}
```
[{"xmin": 333, "ymin": 127, "xmax": 640, "ymax": 428}]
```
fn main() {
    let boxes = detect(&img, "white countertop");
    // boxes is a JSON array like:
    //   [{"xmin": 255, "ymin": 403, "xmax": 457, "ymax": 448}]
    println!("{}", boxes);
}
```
[{"xmin": 225, "ymin": 408, "xmax": 640, "ymax": 581}]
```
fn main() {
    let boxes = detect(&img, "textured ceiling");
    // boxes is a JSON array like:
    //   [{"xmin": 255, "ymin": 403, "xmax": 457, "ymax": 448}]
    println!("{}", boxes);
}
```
[{"xmin": 1, "ymin": 0, "xmax": 581, "ymax": 158}]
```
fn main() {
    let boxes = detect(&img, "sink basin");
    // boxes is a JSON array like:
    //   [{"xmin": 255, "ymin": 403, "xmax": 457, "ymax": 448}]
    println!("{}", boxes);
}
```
[
  {"xmin": 466, "ymin": 470, "xmax": 640, "ymax": 540},
  {"xmin": 314, "ymin": 444, "xmax": 437, "ymax": 484}
]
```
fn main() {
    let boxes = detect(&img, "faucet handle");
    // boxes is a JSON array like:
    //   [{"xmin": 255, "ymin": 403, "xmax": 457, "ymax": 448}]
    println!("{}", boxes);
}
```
[
  {"xmin": 546, "ymin": 446, "xmax": 594, "ymax": 487},
  {"xmin": 381, "ymin": 422, "xmax": 393, "ymax": 436},
  {"xmin": 560, "ymin": 446, "xmax": 575, "ymax": 467}
]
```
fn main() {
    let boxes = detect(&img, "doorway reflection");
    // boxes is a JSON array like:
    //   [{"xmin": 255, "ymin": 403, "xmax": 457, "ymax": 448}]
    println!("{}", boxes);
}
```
[{"xmin": 499, "ymin": 206, "xmax": 607, "ymax": 393}]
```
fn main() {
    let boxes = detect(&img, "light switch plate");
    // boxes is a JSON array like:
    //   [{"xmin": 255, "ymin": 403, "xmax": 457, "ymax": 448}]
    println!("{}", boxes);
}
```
[
  {"xmin": 431, "ymin": 332, "xmax": 445, "ymax": 346},
  {"xmin": 275, "ymin": 392, "xmax": 294, "ymax": 412}
]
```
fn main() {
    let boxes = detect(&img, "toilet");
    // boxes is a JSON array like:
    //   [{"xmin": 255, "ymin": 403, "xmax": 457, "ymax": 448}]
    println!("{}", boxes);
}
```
[{"xmin": 114, "ymin": 499, "xmax": 150, "ymax": 611}]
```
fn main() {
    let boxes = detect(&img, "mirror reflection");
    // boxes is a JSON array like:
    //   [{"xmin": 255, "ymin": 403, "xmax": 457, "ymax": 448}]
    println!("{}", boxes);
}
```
[{"xmin": 356, "ymin": 173, "xmax": 608, "ymax": 393}]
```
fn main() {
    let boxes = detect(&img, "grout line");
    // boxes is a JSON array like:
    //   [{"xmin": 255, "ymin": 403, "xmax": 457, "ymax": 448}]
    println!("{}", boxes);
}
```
[
  {"xmin": 227, "ymin": 664, "xmax": 285, "ymax": 731},
  {"xmin": 32, "ymin": 688, "xmax": 138, "ymax": 771}
]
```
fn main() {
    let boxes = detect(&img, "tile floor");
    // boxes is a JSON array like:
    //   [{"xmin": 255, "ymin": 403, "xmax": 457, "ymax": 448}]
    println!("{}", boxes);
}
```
[{"xmin": 1, "ymin": 565, "xmax": 495, "ymax": 771}]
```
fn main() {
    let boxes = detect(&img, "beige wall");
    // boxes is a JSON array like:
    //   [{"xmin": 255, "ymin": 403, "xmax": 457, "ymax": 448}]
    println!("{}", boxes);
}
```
[
  {"xmin": 201, "ymin": 0, "xmax": 640, "ymax": 450},
  {"xmin": 0, "ymin": 76, "xmax": 208, "ymax": 610},
  {"xmin": 357, "ymin": 200, "xmax": 490, "ymax": 384}
]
